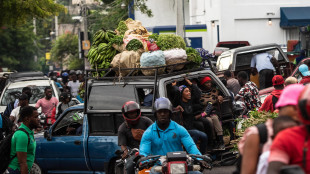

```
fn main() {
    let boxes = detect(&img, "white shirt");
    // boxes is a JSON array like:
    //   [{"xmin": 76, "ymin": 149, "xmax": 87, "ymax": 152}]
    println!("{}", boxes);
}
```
[
  {"xmin": 67, "ymin": 81, "xmax": 81, "ymax": 97},
  {"xmin": 10, "ymin": 106, "xmax": 21, "ymax": 124},
  {"xmin": 250, "ymin": 53, "xmax": 275, "ymax": 72}
]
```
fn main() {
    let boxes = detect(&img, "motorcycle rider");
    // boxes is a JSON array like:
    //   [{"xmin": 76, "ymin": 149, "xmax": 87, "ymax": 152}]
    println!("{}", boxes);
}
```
[
  {"xmin": 139, "ymin": 97, "xmax": 210, "ymax": 173},
  {"xmin": 118, "ymin": 101, "xmax": 153, "ymax": 174}
]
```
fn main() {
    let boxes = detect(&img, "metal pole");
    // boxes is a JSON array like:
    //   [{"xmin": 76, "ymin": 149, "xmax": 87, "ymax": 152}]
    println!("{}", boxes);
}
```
[
  {"xmin": 82, "ymin": 0, "xmax": 91, "ymax": 70},
  {"xmin": 176, "ymin": 0, "xmax": 185, "ymax": 38}
]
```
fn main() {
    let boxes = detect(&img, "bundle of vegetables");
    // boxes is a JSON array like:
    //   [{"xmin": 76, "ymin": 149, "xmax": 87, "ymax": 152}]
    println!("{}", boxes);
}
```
[
  {"xmin": 110, "ymin": 35, "xmax": 124, "ymax": 46},
  {"xmin": 185, "ymin": 47, "xmax": 203, "ymax": 68},
  {"xmin": 231, "ymin": 111, "xmax": 278, "ymax": 151},
  {"xmin": 92, "ymin": 29, "xmax": 116, "ymax": 47},
  {"xmin": 126, "ymin": 39, "xmax": 144, "ymax": 51},
  {"xmin": 87, "ymin": 42, "xmax": 118, "ymax": 70},
  {"xmin": 148, "ymin": 33, "xmax": 159, "ymax": 41},
  {"xmin": 156, "ymin": 34, "xmax": 186, "ymax": 51},
  {"xmin": 116, "ymin": 21, "xmax": 128, "ymax": 35}
]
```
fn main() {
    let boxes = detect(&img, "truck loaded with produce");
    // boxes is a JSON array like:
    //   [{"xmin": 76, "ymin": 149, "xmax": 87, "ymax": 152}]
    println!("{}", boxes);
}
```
[{"xmin": 86, "ymin": 18, "xmax": 204, "ymax": 77}]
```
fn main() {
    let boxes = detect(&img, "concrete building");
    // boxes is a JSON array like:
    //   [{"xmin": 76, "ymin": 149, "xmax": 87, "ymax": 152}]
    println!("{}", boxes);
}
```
[{"xmin": 134, "ymin": 0, "xmax": 310, "ymax": 52}]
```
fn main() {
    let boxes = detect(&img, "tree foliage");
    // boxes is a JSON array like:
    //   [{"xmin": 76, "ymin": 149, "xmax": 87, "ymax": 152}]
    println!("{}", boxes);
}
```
[
  {"xmin": 88, "ymin": 0, "xmax": 153, "ymax": 34},
  {"xmin": 0, "ymin": 0, "xmax": 65, "ymax": 27},
  {"xmin": 50, "ymin": 33, "xmax": 83, "ymax": 69},
  {"xmin": 0, "ymin": 22, "xmax": 42, "ymax": 71}
]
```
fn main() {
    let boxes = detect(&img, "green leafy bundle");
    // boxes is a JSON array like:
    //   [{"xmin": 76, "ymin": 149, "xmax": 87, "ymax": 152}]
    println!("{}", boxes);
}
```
[
  {"xmin": 110, "ymin": 35, "xmax": 124, "ymax": 46},
  {"xmin": 185, "ymin": 47, "xmax": 202, "ymax": 65},
  {"xmin": 156, "ymin": 34, "xmax": 186, "ymax": 51},
  {"xmin": 117, "ymin": 21, "xmax": 128, "ymax": 35},
  {"xmin": 231, "ymin": 111, "xmax": 278, "ymax": 151},
  {"xmin": 148, "ymin": 33, "xmax": 159, "ymax": 41},
  {"xmin": 126, "ymin": 39, "xmax": 143, "ymax": 51}
]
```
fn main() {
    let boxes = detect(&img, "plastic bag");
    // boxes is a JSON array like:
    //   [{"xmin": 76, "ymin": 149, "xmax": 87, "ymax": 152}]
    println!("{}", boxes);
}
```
[
  {"xmin": 163, "ymin": 48, "xmax": 187, "ymax": 61},
  {"xmin": 140, "ymin": 50, "xmax": 165, "ymax": 67}
]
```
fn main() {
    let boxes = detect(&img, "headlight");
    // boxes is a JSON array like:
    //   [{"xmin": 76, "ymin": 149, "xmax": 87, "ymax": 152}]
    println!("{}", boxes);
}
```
[{"xmin": 169, "ymin": 163, "xmax": 186, "ymax": 174}]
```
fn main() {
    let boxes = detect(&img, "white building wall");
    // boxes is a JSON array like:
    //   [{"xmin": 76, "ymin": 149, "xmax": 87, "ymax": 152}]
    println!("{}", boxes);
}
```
[
  {"xmin": 197, "ymin": 0, "xmax": 310, "ymax": 52},
  {"xmin": 134, "ymin": 0, "xmax": 190, "ymax": 27}
]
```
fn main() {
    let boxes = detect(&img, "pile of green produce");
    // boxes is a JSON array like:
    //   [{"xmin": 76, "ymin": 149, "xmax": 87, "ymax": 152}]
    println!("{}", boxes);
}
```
[
  {"xmin": 231, "ymin": 110, "xmax": 278, "ymax": 151},
  {"xmin": 87, "ymin": 29, "xmax": 118, "ymax": 71},
  {"xmin": 156, "ymin": 34, "xmax": 186, "ymax": 51},
  {"xmin": 110, "ymin": 35, "xmax": 124, "ymax": 46},
  {"xmin": 126, "ymin": 39, "xmax": 143, "ymax": 51},
  {"xmin": 116, "ymin": 21, "xmax": 128, "ymax": 35},
  {"xmin": 148, "ymin": 33, "xmax": 159, "ymax": 41},
  {"xmin": 186, "ymin": 47, "xmax": 202, "ymax": 65}
]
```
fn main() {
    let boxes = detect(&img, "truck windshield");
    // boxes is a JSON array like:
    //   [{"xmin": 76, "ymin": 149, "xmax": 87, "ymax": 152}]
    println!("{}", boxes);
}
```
[{"xmin": 87, "ymin": 85, "xmax": 136, "ymax": 110}]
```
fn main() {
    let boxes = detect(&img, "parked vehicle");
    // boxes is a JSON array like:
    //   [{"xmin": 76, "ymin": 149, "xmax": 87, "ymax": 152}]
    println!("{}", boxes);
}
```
[
  {"xmin": 32, "ymin": 64, "xmax": 240, "ymax": 173},
  {"xmin": 0, "ymin": 72, "xmax": 60, "ymax": 113},
  {"xmin": 216, "ymin": 43, "xmax": 294, "ymax": 89},
  {"xmin": 214, "ymin": 41, "xmax": 250, "ymax": 56}
]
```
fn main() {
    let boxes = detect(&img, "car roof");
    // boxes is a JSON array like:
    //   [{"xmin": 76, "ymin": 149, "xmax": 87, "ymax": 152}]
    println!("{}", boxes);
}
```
[
  {"xmin": 7, "ymin": 80, "xmax": 51, "ymax": 89},
  {"xmin": 67, "ymin": 104, "xmax": 84, "ymax": 110},
  {"xmin": 220, "ymin": 43, "xmax": 281, "ymax": 57}
]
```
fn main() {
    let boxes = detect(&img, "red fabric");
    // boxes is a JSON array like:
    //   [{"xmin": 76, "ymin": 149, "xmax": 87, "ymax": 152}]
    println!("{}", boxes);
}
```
[
  {"xmin": 299, "ymin": 76, "xmax": 310, "ymax": 85},
  {"xmin": 269, "ymin": 126, "xmax": 310, "ymax": 174},
  {"xmin": 200, "ymin": 76, "xmax": 211, "ymax": 85},
  {"xmin": 259, "ymin": 89, "xmax": 282, "ymax": 112},
  {"xmin": 50, "ymin": 107, "xmax": 56, "ymax": 124}
]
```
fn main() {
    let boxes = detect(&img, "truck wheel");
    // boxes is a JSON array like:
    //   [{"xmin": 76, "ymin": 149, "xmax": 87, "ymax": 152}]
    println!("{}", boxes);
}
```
[{"xmin": 30, "ymin": 163, "xmax": 42, "ymax": 174}]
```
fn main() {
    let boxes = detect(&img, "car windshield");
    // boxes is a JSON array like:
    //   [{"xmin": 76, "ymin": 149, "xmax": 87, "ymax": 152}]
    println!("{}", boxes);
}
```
[
  {"xmin": 87, "ymin": 85, "xmax": 136, "ymax": 110},
  {"xmin": 1, "ymin": 86, "xmax": 54, "ymax": 106}
]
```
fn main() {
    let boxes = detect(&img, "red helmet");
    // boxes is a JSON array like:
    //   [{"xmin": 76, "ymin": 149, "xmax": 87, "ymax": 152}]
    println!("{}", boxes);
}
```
[
  {"xmin": 122, "ymin": 101, "xmax": 141, "ymax": 125},
  {"xmin": 298, "ymin": 84, "xmax": 310, "ymax": 125}
]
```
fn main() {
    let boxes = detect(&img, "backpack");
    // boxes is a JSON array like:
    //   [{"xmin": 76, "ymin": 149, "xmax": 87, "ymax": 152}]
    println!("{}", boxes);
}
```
[
  {"xmin": 271, "ymin": 95, "xmax": 279, "ymax": 111},
  {"xmin": 0, "ymin": 128, "xmax": 30, "ymax": 173},
  {"xmin": 234, "ymin": 123, "xmax": 268, "ymax": 174}
]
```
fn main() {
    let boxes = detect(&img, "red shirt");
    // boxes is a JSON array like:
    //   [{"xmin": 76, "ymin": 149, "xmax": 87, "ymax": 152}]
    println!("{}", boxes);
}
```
[
  {"xmin": 259, "ymin": 89, "xmax": 282, "ymax": 112},
  {"xmin": 269, "ymin": 126, "xmax": 310, "ymax": 173},
  {"xmin": 300, "ymin": 76, "xmax": 310, "ymax": 85}
]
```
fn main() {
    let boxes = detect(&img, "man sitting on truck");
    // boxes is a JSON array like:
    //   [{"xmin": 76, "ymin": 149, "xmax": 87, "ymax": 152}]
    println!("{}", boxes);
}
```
[
  {"xmin": 199, "ymin": 76, "xmax": 225, "ymax": 150},
  {"xmin": 118, "ymin": 101, "xmax": 153, "ymax": 174}
]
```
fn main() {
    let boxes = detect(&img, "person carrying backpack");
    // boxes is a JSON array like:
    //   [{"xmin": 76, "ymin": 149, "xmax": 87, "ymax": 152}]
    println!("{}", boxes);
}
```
[
  {"xmin": 7, "ymin": 106, "xmax": 40, "ymax": 174},
  {"xmin": 259, "ymin": 75, "xmax": 284, "ymax": 112}
]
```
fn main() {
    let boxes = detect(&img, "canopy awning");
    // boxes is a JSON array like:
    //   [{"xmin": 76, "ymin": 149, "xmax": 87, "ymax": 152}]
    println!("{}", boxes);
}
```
[{"xmin": 280, "ymin": 7, "xmax": 310, "ymax": 28}]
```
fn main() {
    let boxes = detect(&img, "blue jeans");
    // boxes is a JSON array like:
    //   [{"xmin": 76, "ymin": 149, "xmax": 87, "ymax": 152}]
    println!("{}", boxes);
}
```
[{"xmin": 188, "ymin": 129, "xmax": 208, "ymax": 154}]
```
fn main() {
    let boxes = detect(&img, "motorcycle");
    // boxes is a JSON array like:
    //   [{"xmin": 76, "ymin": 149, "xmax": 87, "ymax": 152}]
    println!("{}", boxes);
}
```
[
  {"xmin": 136, "ymin": 151, "xmax": 212, "ymax": 174},
  {"xmin": 115, "ymin": 148, "xmax": 140, "ymax": 174}
]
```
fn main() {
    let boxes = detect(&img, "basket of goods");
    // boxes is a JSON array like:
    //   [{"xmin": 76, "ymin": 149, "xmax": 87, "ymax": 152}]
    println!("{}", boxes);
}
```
[{"xmin": 163, "ymin": 48, "xmax": 187, "ymax": 70}]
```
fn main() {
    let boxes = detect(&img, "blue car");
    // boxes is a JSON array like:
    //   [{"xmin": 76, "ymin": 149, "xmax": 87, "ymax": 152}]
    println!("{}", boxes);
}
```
[{"xmin": 33, "ymin": 104, "xmax": 120, "ymax": 174}]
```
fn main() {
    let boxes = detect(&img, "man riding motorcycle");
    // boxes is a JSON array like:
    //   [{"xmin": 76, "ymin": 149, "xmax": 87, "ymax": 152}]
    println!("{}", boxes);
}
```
[
  {"xmin": 139, "ymin": 97, "xmax": 210, "ymax": 173},
  {"xmin": 118, "ymin": 101, "xmax": 153, "ymax": 174}
]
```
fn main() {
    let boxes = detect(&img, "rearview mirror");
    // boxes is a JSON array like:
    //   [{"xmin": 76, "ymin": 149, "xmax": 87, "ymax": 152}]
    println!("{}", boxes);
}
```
[{"xmin": 44, "ymin": 130, "xmax": 52, "ymax": 141}]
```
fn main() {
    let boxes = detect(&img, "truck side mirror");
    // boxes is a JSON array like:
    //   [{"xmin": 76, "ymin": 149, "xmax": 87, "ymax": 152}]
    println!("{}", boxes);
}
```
[{"xmin": 44, "ymin": 130, "xmax": 52, "ymax": 141}]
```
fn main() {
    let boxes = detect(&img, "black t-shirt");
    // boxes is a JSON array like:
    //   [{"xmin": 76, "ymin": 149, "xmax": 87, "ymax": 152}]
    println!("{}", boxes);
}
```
[
  {"xmin": 118, "ymin": 116, "xmax": 153, "ymax": 149},
  {"xmin": 180, "ymin": 101, "xmax": 202, "ymax": 130}
]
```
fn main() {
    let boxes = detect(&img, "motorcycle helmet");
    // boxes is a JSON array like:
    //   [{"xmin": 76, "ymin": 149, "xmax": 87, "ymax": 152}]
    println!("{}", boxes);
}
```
[
  {"xmin": 154, "ymin": 97, "xmax": 173, "ymax": 116},
  {"xmin": 298, "ymin": 84, "xmax": 310, "ymax": 125},
  {"xmin": 122, "ymin": 101, "xmax": 141, "ymax": 125}
]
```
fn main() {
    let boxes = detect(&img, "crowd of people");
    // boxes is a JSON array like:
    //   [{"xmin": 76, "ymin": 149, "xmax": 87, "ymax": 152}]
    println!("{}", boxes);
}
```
[{"xmin": 3, "ymin": 57, "xmax": 310, "ymax": 174}]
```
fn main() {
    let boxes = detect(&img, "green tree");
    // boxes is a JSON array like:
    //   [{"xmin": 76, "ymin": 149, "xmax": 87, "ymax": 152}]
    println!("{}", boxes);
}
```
[
  {"xmin": 0, "ymin": 0, "xmax": 65, "ymax": 27},
  {"xmin": 0, "ymin": 22, "xmax": 42, "ymax": 71},
  {"xmin": 88, "ymin": 0, "xmax": 153, "ymax": 34},
  {"xmin": 51, "ymin": 33, "xmax": 83, "ymax": 69}
]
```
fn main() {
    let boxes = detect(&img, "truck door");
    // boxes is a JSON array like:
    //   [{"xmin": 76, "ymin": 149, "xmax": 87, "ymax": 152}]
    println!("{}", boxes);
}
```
[{"xmin": 37, "ymin": 109, "xmax": 90, "ymax": 171}]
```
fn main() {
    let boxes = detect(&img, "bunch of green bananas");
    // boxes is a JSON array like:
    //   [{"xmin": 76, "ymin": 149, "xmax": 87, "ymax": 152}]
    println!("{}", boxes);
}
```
[
  {"xmin": 92, "ymin": 29, "xmax": 116, "ymax": 47},
  {"xmin": 87, "ymin": 43, "xmax": 117, "ymax": 69}
]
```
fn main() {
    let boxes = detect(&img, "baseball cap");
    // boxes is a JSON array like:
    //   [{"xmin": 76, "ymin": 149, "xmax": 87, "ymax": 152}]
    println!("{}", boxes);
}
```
[
  {"xmin": 200, "ymin": 76, "xmax": 212, "ymax": 85},
  {"xmin": 272, "ymin": 75, "xmax": 284, "ymax": 86},
  {"xmin": 275, "ymin": 84, "xmax": 305, "ymax": 109},
  {"xmin": 299, "ymin": 64, "xmax": 310, "ymax": 76}
]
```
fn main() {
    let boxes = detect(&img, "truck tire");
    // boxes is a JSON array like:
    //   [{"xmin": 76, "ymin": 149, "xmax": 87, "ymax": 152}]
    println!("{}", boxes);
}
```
[{"xmin": 30, "ymin": 163, "xmax": 42, "ymax": 174}]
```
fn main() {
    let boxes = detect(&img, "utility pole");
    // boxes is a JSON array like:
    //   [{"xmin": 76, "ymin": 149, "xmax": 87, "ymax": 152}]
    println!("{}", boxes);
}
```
[
  {"xmin": 33, "ymin": 18, "xmax": 38, "ymax": 62},
  {"xmin": 81, "ymin": 0, "xmax": 91, "ymax": 70},
  {"xmin": 176, "ymin": 0, "xmax": 185, "ymax": 38}
]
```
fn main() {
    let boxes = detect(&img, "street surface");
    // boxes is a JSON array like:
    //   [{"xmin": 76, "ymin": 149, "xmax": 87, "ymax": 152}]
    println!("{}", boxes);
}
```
[{"xmin": 204, "ymin": 165, "xmax": 236, "ymax": 174}]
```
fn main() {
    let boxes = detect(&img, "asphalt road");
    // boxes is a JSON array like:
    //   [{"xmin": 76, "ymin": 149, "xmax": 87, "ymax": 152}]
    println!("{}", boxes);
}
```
[{"xmin": 204, "ymin": 165, "xmax": 236, "ymax": 174}]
